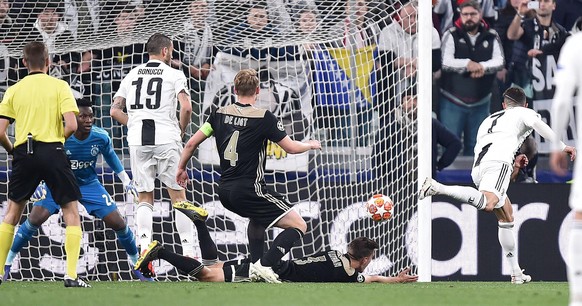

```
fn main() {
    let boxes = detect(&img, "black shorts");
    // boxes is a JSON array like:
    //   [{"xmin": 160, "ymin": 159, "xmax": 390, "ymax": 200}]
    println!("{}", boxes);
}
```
[
  {"xmin": 217, "ymin": 182, "xmax": 292, "ymax": 228},
  {"xmin": 9, "ymin": 142, "xmax": 81, "ymax": 205}
]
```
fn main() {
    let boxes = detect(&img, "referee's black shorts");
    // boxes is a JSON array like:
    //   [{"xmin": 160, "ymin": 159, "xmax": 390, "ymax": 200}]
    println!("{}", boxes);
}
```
[
  {"xmin": 9, "ymin": 142, "xmax": 81, "ymax": 205},
  {"xmin": 217, "ymin": 181, "xmax": 293, "ymax": 229}
]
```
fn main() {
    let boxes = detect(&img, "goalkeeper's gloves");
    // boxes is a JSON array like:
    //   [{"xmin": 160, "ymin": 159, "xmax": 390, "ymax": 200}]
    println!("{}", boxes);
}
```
[
  {"xmin": 124, "ymin": 180, "xmax": 139, "ymax": 203},
  {"xmin": 118, "ymin": 170, "xmax": 139, "ymax": 203},
  {"xmin": 30, "ymin": 182, "xmax": 47, "ymax": 202}
]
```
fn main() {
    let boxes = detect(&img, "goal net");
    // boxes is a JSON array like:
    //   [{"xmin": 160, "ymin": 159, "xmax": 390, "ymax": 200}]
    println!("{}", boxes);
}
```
[{"xmin": 0, "ymin": 0, "xmax": 428, "ymax": 281}]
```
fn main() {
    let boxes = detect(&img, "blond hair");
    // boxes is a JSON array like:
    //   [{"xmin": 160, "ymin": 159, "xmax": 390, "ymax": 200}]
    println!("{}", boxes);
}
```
[{"xmin": 234, "ymin": 69, "xmax": 259, "ymax": 97}]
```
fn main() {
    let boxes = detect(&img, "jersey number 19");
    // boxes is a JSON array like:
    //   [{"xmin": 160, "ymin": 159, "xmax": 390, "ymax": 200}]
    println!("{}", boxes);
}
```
[{"xmin": 130, "ymin": 77, "xmax": 162, "ymax": 110}]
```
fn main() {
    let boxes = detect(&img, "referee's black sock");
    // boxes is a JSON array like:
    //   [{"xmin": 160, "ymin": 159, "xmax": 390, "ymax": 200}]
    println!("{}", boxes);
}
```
[
  {"xmin": 158, "ymin": 248, "xmax": 203, "ymax": 277},
  {"xmin": 260, "ymin": 228, "xmax": 304, "ymax": 267},
  {"xmin": 194, "ymin": 220, "xmax": 218, "ymax": 266}
]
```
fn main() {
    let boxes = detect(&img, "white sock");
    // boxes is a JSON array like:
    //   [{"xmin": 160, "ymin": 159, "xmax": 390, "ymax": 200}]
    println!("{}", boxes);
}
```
[
  {"xmin": 175, "ymin": 209, "xmax": 195, "ymax": 257},
  {"xmin": 433, "ymin": 181, "xmax": 486, "ymax": 210},
  {"xmin": 498, "ymin": 222, "xmax": 522, "ymax": 276},
  {"xmin": 136, "ymin": 202, "xmax": 153, "ymax": 253},
  {"xmin": 568, "ymin": 219, "xmax": 582, "ymax": 305}
]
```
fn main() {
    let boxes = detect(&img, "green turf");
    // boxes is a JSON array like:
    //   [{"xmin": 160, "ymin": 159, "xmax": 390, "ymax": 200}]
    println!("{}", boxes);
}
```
[{"xmin": 0, "ymin": 281, "xmax": 569, "ymax": 306}]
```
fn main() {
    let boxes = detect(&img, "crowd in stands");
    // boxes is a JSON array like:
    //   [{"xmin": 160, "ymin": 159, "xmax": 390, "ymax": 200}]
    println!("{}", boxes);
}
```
[{"xmin": 0, "ymin": 0, "xmax": 580, "ymax": 180}]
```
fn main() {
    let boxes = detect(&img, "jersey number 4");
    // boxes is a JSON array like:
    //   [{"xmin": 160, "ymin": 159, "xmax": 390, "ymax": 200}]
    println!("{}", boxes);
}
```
[
  {"xmin": 224, "ymin": 131, "xmax": 240, "ymax": 167},
  {"xmin": 130, "ymin": 77, "xmax": 162, "ymax": 109}
]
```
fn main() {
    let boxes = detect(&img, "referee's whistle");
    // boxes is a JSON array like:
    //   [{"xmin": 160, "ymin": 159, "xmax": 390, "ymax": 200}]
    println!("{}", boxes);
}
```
[{"xmin": 27, "ymin": 133, "xmax": 33, "ymax": 155}]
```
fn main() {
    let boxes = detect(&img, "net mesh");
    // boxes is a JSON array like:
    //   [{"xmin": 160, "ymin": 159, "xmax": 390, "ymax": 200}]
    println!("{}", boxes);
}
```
[{"xmin": 0, "ymin": 0, "xmax": 421, "ymax": 281}]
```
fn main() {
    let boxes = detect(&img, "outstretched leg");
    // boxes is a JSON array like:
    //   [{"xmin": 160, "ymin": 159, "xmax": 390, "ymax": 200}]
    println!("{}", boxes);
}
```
[
  {"xmin": 419, "ymin": 177, "xmax": 504, "ymax": 212},
  {"xmin": 135, "ymin": 241, "xmax": 224, "ymax": 282}
]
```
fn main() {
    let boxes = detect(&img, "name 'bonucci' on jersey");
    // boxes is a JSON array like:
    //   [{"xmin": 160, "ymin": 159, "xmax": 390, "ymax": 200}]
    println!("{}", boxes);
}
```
[{"xmin": 114, "ymin": 59, "xmax": 189, "ymax": 146}]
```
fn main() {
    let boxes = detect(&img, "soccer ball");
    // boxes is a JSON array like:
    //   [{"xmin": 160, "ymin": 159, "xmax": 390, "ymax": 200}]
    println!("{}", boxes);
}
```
[{"xmin": 366, "ymin": 194, "xmax": 394, "ymax": 222}]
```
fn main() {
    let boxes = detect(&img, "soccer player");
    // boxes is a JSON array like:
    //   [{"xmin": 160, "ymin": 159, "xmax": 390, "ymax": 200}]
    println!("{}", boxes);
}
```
[
  {"xmin": 136, "ymin": 232, "xmax": 417, "ymax": 283},
  {"xmin": 420, "ymin": 86, "xmax": 576, "ymax": 284},
  {"xmin": 176, "ymin": 68, "xmax": 321, "ymax": 283},
  {"xmin": 111, "ymin": 33, "xmax": 208, "ymax": 261},
  {"xmin": 3, "ymin": 98, "xmax": 153, "ymax": 281},
  {"xmin": 0, "ymin": 42, "xmax": 87, "ymax": 287},
  {"xmin": 549, "ymin": 33, "xmax": 582, "ymax": 306}
]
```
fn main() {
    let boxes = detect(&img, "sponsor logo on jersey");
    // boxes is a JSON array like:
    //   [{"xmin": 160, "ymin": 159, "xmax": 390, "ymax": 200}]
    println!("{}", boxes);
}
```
[
  {"xmin": 70, "ymin": 160, "xmax": 94, "ymax": 170},
  {"xmin": 91, "ymin": 145, "xmax": 100, "ymax": 156},
  {"xmin": 277, "ymin": 121, "xmax": 284, "ymax": 131}
]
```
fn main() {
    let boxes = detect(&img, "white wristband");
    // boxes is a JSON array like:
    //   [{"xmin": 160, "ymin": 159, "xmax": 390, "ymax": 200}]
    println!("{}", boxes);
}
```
[{"xmin": 118, "ymin": 170, "xmax": 132, "ymax": 186}]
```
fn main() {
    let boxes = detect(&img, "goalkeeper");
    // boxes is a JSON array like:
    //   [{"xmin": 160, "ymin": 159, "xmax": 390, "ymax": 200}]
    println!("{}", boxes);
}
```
[
  {"xmin": 3, "ymin": 99, "xmax": 153, "ymax": 281},
  {"xmin": 136, "ymin": 202, "xmax": 418, "ymax": 283}
]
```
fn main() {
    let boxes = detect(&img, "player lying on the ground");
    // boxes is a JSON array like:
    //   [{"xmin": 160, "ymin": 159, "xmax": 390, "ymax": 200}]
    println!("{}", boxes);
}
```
[
  {"xmin": 3, "ymin": 99, "xmax": 154, "ymax": 281},
  {"xmin": 136, "ymin": 203, "xmax": 418, "ymax": 283}
]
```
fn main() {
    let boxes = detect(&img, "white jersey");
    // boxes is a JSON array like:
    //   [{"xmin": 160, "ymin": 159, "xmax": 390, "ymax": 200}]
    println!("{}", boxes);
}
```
[
  {"xmin": 114, "ymin": 59, "xmax": 189, "ymax": 146},
  {"xmin": 473, "ymin": 107, "xmax": 542, "ymax": 166},
  {"xmin": 552, "ymin": 33, "xmax": 582, "ymax": 211}
]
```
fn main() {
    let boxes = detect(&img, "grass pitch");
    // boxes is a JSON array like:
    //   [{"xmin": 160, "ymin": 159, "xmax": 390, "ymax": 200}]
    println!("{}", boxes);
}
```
[{"xmin": 1, "ymin": 281, "xmax": 568, "ymax": 306}]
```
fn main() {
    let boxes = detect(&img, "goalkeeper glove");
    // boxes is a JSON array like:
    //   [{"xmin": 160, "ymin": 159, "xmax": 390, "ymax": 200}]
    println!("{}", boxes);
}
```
[
  {"xmin": 30, "ymin": 182, "xmax": 47, "ymax": 202},
  {"xmin": 124, "ymin": 180, "xmax": 139, "ymax": 203}
]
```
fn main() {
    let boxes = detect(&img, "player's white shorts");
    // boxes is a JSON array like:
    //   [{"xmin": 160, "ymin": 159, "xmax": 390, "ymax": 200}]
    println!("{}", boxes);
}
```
[
  {"xmin": 130, "ymin": 142, "xmax": 184, "ymax": 192},
  {"xmin": 471, "ymin": 161, "xmax": 512, "ymax": 209},
  {"xmin": 571, "ymin": 158, "xmax": 582, "ymax": 212}
]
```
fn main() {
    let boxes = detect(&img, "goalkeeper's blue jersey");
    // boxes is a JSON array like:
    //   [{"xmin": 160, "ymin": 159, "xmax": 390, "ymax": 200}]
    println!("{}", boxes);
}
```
[{"xmin": 64, "ymin": 126, "xmax": 124, "ymax": 186}]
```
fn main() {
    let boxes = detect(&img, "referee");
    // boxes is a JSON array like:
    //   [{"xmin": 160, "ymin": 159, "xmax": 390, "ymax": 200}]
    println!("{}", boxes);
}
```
[{"xmin": 0, "ymin": 42, "xmax": 89, "ymax": 287}]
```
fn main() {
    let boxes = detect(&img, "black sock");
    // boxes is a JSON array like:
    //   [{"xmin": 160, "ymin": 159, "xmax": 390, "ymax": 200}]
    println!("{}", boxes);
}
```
[
  {"xmin": 247, "ymin": 220, "xmax": 265, "ymax": 262},
  {"xmin": 158, "ymin": 248, "xmax": 203, "ymax": 276},
  {"xmin": 260, "ymin": 228, "xmax": 303, "ymax": 267},
  {"xmin": 194, "ymin": 220, "xmax": 218, "ymax": 265}
]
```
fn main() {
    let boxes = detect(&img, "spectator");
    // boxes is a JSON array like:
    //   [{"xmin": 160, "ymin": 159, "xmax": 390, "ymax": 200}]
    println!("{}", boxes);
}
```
[
  {"xmin": 377, "ymin": 1, "xmax": 419, "ymax": 95},
  {"xmin": 434, "ymin": 0, "xmax": 496, "ymax": 34},
  {"xmin": 172, "ymin": 0, "xmax": 215, "ymax": 129},
  {"xmin": 507, "ymin": 0, "xmax": 569, "ymax": 100},
  {"xmin": 221, "ymin": 3, "xmax": 277, "ymax": 61},
  {"xmin": 0, "ymin": 0, "xmax": 19, "ymax": 100},
  {"xmin": 337, "ymin": 0, "xmax": 378, "ymax": 49},
  {"xmin": 494, "ymin": 0, "xmax": 524, "ymax": 104},
  {"xmin": 173, "ymin": 0, "xmax": 213, "ymax": 93},
  {"xmin": 91, "ymin": 4, "xmax": 146, "ymax": 151},
  {"xmin": 439, "ymin": 0, "xmax": 504, "ymax": 156},
  {"xmin": 62, "ymin": 0, "xmax": 102, "ymax": 39},
  {"xmin": 396, "ymin": 87, "xmax": 462, "ymax": 178},
  {"xmin": 29, "ymin": 2, "xmax": 74, "ymax": 54}
]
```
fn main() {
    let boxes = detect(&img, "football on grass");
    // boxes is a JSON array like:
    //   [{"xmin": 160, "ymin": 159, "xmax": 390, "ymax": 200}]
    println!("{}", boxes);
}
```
[{"xmin": 366, "ymin": 194, "xmax": 394, "ymax": 222}]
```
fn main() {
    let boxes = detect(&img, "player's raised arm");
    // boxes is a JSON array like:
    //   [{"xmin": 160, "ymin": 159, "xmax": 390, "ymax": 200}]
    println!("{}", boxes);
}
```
[
  {"xmin": 363, "ymin": 267, "xmax": 418, "ymax": 283},
  {"xmin": 176, "ymin": 127, "xmax": 211, "ymax": 187},
  {"xmin": 277, "ymin": 136, "xmax": 321, "ymax": 154}
]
